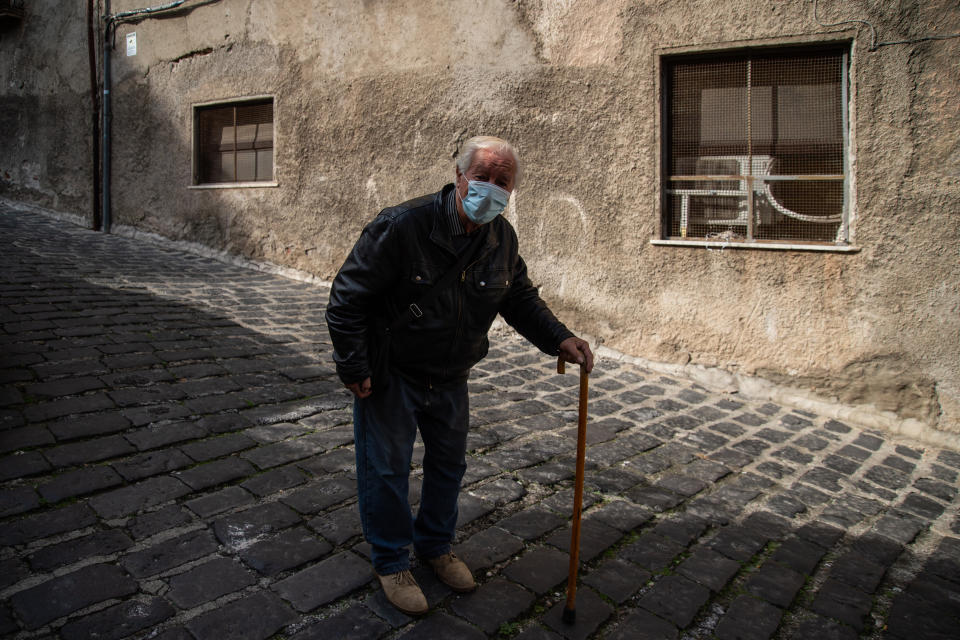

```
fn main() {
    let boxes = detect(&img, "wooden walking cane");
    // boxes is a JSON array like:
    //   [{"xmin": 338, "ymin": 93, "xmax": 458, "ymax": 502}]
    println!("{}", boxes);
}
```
[{"xmin": 558, "ymin": 356, "xmax": 589, "ymax": 624}]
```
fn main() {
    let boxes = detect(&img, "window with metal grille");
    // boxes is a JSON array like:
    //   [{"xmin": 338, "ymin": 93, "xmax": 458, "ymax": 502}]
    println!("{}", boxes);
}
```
[
  {"xmin": 662, "ymin": 46, "xmax": 849, "ymax": 245},
  {"xmin": 194, "ymin": 99, "xmax": 274, "ymax": 185}
]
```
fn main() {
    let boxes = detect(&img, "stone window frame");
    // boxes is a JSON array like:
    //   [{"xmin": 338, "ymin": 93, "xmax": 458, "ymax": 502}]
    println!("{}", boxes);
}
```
[
  {"xmin": 652, "ymin": 38, "xmax": 859, "ymax": 253},
  {"xmin": 190, "ymin": 95, "xmax": 278, "ymax": 189}
]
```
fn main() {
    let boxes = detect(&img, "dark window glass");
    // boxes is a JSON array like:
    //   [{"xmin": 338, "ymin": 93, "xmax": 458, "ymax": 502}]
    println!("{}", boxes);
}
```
[
  {"xmin": 195, "ymin": 99, "xmax": 273, "ymax": 184},
  {"xmin": 664, "ymin": 48, "xmax": 847, "ymax": 243}
]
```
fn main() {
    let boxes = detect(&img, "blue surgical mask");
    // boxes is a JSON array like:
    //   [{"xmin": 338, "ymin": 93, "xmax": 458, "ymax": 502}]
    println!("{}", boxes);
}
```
[{"xmin": 459, "ymin": 180, "xmax": 511, "ymax": 225}]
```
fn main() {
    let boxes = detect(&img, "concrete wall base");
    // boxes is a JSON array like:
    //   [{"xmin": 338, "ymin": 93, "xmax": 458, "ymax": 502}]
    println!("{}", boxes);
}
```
[{"xmin": 593, "ymin": 343, "xmax": 958, "ymax": 450}]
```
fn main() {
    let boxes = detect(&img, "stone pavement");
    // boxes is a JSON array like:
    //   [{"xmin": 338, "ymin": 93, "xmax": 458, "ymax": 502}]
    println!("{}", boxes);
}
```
[{"xmin": 1, "ymin": 201, "xmax": 959, "ymax": 640}]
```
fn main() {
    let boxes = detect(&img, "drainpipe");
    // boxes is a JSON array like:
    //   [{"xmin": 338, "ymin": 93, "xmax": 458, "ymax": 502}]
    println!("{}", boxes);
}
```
[
  {"xmin": 101, "ymin": 0, "xmax": 112, "ymax": 233},
  {"xmin": 87, "ymin": 0, "xmax": 101, "ymax": 231},
  {"xmin": 99, "ymin": 1, "xmax": 192, "ymax": 234}
]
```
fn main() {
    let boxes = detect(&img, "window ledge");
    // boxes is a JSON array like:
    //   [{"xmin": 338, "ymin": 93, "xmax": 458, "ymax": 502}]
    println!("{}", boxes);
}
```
[
  {"xmin": 189, "ymin": 181, "xmax": 279, "ymax": 190},
  {"xmin": 650, "ymin": 238, "xmax": 860, "ymax": 253}
]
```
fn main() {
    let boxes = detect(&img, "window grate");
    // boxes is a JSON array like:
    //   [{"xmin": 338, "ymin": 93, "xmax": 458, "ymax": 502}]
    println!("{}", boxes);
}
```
[
  {"xmin": 195, "ymin": 99, "xmax": 273, "ymax": 184},
  {"xmin": 664, "ymin": 48, "xmax": 848, "ymax": 244}
]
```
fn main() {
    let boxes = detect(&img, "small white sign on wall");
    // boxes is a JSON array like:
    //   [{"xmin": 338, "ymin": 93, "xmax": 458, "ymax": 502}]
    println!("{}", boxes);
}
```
[{"xmin": 126, "ymin": 32, "xmax": 137, "ymax": 57}]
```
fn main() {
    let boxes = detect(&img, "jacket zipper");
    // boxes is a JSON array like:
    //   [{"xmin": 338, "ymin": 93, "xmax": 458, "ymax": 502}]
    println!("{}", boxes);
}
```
[{"xmin": 445, "ymin": 253, "xmax": 487, "ymax": 379}]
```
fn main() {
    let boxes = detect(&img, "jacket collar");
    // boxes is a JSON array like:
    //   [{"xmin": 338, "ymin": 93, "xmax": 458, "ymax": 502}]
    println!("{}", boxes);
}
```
[{"xmin": 430, "ymin": 183, "xmax": 500, "ymax": 258}]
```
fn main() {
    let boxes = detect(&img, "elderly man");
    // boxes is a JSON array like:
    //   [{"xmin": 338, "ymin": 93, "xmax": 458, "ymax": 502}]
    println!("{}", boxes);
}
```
[{"xmin": 325, "ymin": 135, "xmax": 593, "ymax": 615}]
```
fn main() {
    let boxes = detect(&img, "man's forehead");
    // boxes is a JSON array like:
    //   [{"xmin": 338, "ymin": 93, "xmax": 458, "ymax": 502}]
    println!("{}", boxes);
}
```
[{"xmin": 470, "ymin": 148, "xmax": 516, "ymax": 174}]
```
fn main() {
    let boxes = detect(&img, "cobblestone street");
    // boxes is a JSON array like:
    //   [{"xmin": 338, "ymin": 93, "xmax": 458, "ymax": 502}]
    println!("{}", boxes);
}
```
[{"xmin": 1, "ymin": 201, "xmax": 959, "ymax": 639}]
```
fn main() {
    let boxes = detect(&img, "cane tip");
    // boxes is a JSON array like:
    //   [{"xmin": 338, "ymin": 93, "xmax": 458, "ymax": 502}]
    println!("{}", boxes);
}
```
[{"xmin": 562, "ymin": 606, "xmax": 576, "ymax": 624}]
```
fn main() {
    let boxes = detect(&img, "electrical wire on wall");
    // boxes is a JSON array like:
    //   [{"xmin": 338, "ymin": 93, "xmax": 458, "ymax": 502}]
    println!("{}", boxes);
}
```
[
  {"xmin": 813, "ymin": 0, "xmax": 960, "ymax": 51},
  {"xmin": 106, "ymin": 0, "xmax": 222, "ymax": 46}
]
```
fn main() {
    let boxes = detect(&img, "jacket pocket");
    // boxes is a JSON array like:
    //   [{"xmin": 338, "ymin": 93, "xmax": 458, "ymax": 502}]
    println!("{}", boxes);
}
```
[
  {"xmin": 465, "ymin": 268, "xmax": 509, "ymax": 332},
  {"xmin": 408, "ymin": 261, "xmax": 438, "ymax": 287},
  {"xmin": 470, "ymin": 268, "xmax": 511, "ymax": 290},
  {"xmin": 401, "ymin": 261, "xmax": 456, "ymax": 327}
]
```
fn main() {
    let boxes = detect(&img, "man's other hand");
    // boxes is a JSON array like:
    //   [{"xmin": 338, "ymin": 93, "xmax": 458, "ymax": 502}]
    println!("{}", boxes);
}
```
[
  {"xmin": 346, "ymin": 377, "xmax": 373, "ymax": 398},
  {"xmin": 558, "ymin": 336, "xmax": 594, "ymax": 374}
]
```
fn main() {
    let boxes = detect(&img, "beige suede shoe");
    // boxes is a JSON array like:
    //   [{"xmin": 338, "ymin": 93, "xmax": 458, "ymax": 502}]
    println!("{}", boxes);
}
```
[
  {"xmin": 427, "ymin": 553, "xmax": 476, "ymax": 592},
  {"xmin": 377, "ymin": 570, "xmax": 429, "ymax": 616}
]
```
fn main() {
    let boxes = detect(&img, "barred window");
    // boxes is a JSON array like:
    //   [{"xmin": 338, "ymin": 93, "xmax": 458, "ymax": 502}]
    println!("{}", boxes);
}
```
[
  {"xmin": 194, "ymin": 99, "xmax": 273, "ymax": 185},
  {"xmin": 662, "ymin": 47, "xmax": 849, "ymax": 245}
]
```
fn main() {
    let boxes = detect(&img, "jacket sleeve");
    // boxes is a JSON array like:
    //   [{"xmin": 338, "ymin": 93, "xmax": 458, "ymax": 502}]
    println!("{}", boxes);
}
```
[
  {"xmin": 324, "ymin": 214, "xmax": 402, "ymax": 384},
  {"xmin": 498, "ymin": 251, "xmax": 575, "ymax": 356}
]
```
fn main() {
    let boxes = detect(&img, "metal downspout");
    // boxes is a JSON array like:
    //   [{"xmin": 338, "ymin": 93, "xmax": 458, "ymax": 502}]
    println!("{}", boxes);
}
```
[
  {"xmin": 98, "ymin": 1, "xmax": 196, "ymax": 234},
  {"xmin": 87, "ymin": 0, "xmax": 101, "ymax": 231},
  {"xmin": 101, "ymin": 0, "xmax": 112, "ymax": 234}
]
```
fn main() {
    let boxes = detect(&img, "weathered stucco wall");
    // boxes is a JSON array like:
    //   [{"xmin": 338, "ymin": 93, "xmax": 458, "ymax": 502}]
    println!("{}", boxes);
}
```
[
  {"xmin": 2, "ymin": 0, "xmax": 958, "ymax": 441},
  {"xmin": 0, "ymin": 0, "xmax": 91, "ymax": 212}
]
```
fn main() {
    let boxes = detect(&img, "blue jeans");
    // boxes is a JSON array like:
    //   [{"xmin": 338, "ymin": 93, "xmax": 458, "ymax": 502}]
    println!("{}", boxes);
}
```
[{"xmin": 353, "ymin": 374, "xmax": 469, "ymax": 575}]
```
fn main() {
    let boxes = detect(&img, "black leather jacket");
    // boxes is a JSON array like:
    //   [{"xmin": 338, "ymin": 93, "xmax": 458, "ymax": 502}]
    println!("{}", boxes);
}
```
[{"xmin": 326, "ymin": 184, "xmax": 574, "ymax": 385}]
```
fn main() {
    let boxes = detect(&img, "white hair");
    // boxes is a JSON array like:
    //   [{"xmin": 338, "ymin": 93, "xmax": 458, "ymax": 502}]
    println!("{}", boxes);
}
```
[{"xmin": 455, "ymin": 136, "xmax": 522, "ymax": 187}]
